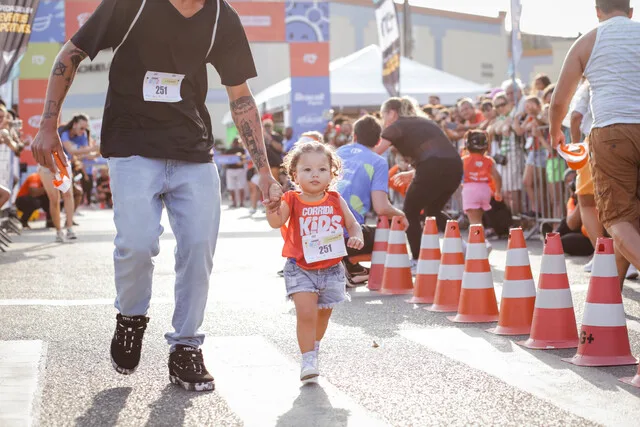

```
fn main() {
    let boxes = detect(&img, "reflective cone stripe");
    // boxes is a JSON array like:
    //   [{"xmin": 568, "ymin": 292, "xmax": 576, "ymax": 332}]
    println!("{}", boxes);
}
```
[
  {"xmin": 488, "ymin": 228, "xmax": 536, "ymax": 335},
  {"xmin": 619, "ymin": 364, "xmax": 640, "ymax": 388},
  {"xmin": 380, "ymin": 216, "xmax": 414, "ymax": 295},
  {"xmin": 518, "ymin": 232, "xmax": 578, "ymax": 350},
  {"xmin": 449, "ymin": 225, "xmax": 499, "ymax": 323},
  {"xmin": 428, "ymin": 221, "xmax": 464, "ymax": 312},
  {"xmin": 409, "ymin": 218, "xmax": 440, "ymax": 304},
  {"xmin": 368, "ymin": 216, "xmax": 390, "ymax": 291},
  {"xmin": 563, "ymin": 238, "xmax": 638, "ymax": 367}
]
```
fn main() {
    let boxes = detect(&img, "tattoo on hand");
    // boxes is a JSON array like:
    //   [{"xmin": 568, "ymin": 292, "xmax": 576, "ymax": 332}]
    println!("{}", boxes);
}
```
[{"xmin": 230, "ymin": 96, "xmax": 268, "ymax": 170}]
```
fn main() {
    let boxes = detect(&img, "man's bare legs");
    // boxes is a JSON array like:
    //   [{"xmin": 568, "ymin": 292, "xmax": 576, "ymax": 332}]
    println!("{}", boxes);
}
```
[
  {"xmin": 607, "ymin": 221, "xmax": 640, "ymax": 291},
  {"xmin": 578, "ymin": 194, "xmax": 604, "ymax": 248}
]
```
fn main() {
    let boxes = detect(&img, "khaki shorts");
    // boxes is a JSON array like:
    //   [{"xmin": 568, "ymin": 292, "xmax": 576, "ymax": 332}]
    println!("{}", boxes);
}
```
[
  {"xmin": 576, "ymin": 138, "xmax": 594, "ymax": 196},
  {"xmin": 589, "ymin": 124, "xmax": 640, "ymax": 228}
]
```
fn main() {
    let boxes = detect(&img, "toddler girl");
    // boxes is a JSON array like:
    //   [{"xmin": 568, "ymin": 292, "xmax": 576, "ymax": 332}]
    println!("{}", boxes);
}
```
[
  {"xmin": 267, "ymin": 140, "xmax": 364, "ymax": 382},
  {"xmin": 461, "ymin": 130, "xmax": 503, "ymax": 230}
]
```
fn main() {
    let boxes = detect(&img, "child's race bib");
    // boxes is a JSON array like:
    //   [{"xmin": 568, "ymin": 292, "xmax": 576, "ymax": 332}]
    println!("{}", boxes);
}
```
[
  {"xmin": 302, "ymin": 229, "xmax": 347, "ymax": 264},
  {"xmin": 143, "ymin": 71, "xmax": 185, "ymax": 103}
]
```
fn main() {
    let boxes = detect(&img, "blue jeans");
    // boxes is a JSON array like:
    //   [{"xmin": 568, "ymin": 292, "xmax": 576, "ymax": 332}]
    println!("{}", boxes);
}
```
[{"xmin": 108, "ymin": 156, "xmax": 221, "ymax": 349}]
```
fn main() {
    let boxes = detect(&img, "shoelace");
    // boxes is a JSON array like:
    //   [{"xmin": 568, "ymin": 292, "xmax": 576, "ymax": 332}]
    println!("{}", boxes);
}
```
[
  {"xmin": 115, "ymin": 322, "xmax": 145, "ymax": 353},
  {"xmin": 174, "ymin": 349, "xmax": 206, "ymax": 374}
]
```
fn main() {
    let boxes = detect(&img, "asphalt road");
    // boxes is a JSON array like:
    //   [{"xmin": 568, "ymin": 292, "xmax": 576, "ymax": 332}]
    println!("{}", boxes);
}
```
[{"xmin": 1, "ymin": 206, "xmax": 639, "ymax": 427}]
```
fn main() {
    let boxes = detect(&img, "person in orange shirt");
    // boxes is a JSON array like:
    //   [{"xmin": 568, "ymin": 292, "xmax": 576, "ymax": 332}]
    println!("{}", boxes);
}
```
[
  {"xmin": 14, "ymin": 173, "xmax": 52, "ymax": 228},
  {"xmin": 461, "ymin": 130, "xmax": 503, "ymax": 228},
  {"xmin": 267, "ymin": 140, "xmax": 363, "ymax": 383}
]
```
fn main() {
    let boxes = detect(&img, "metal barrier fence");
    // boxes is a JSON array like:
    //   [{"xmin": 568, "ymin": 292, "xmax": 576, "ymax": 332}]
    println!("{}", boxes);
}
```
[{"xmin": 0, "ymin": 144, "xmax": 22, "ymax": 252}]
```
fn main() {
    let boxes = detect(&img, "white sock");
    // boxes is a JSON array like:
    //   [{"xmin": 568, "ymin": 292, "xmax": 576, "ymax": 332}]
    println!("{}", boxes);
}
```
[{"xmin": 314, "ymin": 341, "xmax": 320, "ymax": 353}]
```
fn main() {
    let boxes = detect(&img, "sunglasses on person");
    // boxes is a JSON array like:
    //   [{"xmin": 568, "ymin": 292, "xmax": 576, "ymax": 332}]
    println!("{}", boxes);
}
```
[{"xmin": 494, "ymin": 103, "xmax": 507, "ymax": 108}]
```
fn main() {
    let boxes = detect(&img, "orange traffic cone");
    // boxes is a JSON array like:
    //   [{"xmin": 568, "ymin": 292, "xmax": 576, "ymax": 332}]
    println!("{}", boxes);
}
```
[
  {"xmin": 620, "ymin": 365, "xmax": 640, "ymax": 388},
  {"xmin": 518, "ymin": 233, "xmax": 578, "ymax": 349},
  {"xmin": 367, "ymin": 216, "xmax": 390, "ymax": 291},
  {"xmin": 448, "ymin": 225, "xmax": 499, "ymax": 323},
  {"xmin": 408, "ymin": 217, "xmax": 440, "ymax": 304},
  {"xmin": 562, "ymin": 238, "xmax": 638, "ymax": 366},
  {"xmin": 487, "ymin": 228, "xmax": 536, "ymax": 335},
  {"xmin": 380, "ymin": 216, "xmax": 414, "ymax": 295},
  {"xmin": 427, "ymin": 220, "xmax": 465, "ymax": 312}
]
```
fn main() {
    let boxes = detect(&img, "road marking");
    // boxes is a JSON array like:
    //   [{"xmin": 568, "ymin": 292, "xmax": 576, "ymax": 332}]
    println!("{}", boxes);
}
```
[
  {"xmin": 399, "ymin": 328, "xmax": 640, "ymax": 427},
  {"xmin": 0, "ymin": 341, "xmax": 46, "ymax": 427},
  {"xmin": 0, "ymin": 298, "xmax": 173, "ymax": 307},
  {"xmin": 203, "ymin": 336, "xmax": 388, "ymax": 427}
]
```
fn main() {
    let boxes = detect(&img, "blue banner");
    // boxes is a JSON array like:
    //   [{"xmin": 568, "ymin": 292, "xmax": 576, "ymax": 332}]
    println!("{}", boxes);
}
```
[
  {"xmin": 290, "ymin": 76, "xmax": 331, "ymax": 139},
  {"xmin": 31, "ymin": 0, "xmax": 65, "ymax": 43},
  {"xmin": 285, "ymin": 1, "xmax": 329, "ymax": 42}
]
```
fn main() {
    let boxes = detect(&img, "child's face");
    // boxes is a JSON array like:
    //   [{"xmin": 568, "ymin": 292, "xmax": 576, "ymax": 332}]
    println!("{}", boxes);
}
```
[{"xmin": 295, "ymin": 151, "xmax": 332, "ymax": 194}]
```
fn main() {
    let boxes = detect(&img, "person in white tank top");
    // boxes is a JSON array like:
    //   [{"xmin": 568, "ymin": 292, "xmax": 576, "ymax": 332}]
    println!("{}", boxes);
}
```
[{"xmin": 549, "ymin": 0, "xmax": 640, "ymax": 290}]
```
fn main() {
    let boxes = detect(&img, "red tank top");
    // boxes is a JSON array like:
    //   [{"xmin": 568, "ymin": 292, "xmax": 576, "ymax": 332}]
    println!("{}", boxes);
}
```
[
  {"xmin": 463, "ymin": 153, "xmax": 494, "ymax": 184},
  {"xmin": 281, "ymin": 190, "xmax": 345, "ymax": 270}
]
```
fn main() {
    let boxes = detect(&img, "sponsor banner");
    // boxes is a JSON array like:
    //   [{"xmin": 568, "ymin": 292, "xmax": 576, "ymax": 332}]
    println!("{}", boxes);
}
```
[
  {"xmin": 231, "ymin": 1, "xmax": 285, "ymax": 42},
  {"xmin": 286, "ymin": 1, "xmax": 329, "ymax": 43},
  {"xmin": 18, "ymin": 78, "xmax": 47, "ymax": 150},
  {"xmin": 19, "ymin": 41, "xmax": 59, "ymax": 79},
  {"xmin": 31, "ymin": 0, "xmax": 64, "ymax": 43},
  {"xmin": 290, "ymin": 76, "xmax": 331, "ymax": 139},
  {"xmin": 374, "ymin": 0, "xmax": 400, "ymax": 97},
  {"xmin": 289, "ymin": 42, "xmax": 328, "ymax": 77},
  {"xmin": 64, "ymin": 0, "xmax": 98, "ymax": 41},
  {"xmin": 0, "ymin": 0, "xmax": 41, "ymax": 85}
]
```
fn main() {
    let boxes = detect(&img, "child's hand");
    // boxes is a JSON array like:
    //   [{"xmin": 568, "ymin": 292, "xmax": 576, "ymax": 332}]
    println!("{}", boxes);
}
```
[
  {"xmin": 494, "ymin": 192, "xmax": 503, "ymax": 202},
  {"xmin": 347, "ymin": 236, "xmax": 364, "ymax": 250}
]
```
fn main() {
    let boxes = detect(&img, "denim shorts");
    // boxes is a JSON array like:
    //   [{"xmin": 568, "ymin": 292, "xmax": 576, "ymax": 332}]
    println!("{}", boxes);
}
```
[{"xmin": 283, "ymin": 259, "xmax": 350, "ymax": 309}]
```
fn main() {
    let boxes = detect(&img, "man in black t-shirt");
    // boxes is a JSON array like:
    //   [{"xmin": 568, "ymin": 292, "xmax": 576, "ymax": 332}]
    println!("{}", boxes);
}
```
[{"xmin": 30, "ymin": 0, "xmax": 282, "ymax": 392}]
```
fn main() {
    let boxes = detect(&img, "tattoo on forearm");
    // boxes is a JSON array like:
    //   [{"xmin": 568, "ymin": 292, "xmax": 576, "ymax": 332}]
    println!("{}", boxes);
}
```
[
  {"xmin": 52, "ymin": 61, "xmax": 67, "ymax": 76},
  {"xmin": 230, "ymin": 95, "xmax": 268, "ymax": 170},
  {"xmin": 42, "ymin": 46, "xmax": 88, "ymax": 123}
]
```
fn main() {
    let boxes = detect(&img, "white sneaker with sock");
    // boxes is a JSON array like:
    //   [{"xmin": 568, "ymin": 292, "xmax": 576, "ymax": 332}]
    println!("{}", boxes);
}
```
[
  {"xmin": 55, "ymin": 230, "xmax": 66, "ymax": 243},
  {"xmin": 410, "ymin": 259, "xmax": 418, "ymax": 276},
  {"xmin": 66, "ymin": 227, "xmax": 77, "ymax": 240},
  {"xmin": 626, "ymin": 265, "xmax": 639, "ymax": 280},
  {"xmin": 300, "ymin": 351, "xmax": 319, "ymax": 381},
  {"xmin": 584, "ymin": 258, "xmax": 594, "ymax": 273}
]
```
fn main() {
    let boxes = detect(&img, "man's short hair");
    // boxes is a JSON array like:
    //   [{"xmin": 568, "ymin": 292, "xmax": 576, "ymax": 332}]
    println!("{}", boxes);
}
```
[
  {"xmin": 354, "ymin": 115, "xmax": 382, "ymax": 148},
  {"xmin": 596, "ymin": 0, "xmax": 631, "ymax": 13}
]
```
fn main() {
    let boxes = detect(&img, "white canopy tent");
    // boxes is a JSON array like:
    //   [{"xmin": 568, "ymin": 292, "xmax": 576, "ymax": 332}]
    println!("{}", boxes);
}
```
[{"xmin": 222, "ymin": 44, "xmax": 489, "ymax": 126}]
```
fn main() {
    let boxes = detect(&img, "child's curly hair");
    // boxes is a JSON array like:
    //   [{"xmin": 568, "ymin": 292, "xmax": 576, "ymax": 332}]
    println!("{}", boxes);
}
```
[{"xmin": 283, "ymin": 140, "xmax": 342, "ymax": 188}]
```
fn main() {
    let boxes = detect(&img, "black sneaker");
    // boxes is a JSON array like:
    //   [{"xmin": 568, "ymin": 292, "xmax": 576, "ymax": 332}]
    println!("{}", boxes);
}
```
[
  {"xmin": 169, "ymin": 345, "xmax": 215, "ymax": 392},
  {"xmin": 110, "ymin": 314, "xmax": 149, "ymax": 375},
  {"xmin": 344, "ymin": 260, "xmax": 369, "ymax": 288}
]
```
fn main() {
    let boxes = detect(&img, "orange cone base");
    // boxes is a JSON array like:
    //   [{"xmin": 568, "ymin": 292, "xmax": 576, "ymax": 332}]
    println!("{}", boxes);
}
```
[
  {"xmin": 407, "ymin": 278, "xmax": 437, "ymax": 304},
  {"xmin": 408, "ymin": 295, "xmax": 435, "ymax": 304},
  {"xmin": 448, "ymin": 313, "xmax": 499, "ymax": 323},
  {"xmin": 619, "ymin": 375, "xmax": 640, "ymax": 388},
  {"xmin": 488, "ymin": 298, "xmax": 535, "ymax": 335},
  {"xmin": 563, "ymin": 354, "xmax": 638, "ymax": 367},
  {"xmin": 367, "ymin": 281, "xmax": 381, "ymax": 291},
  {"xmin": 426, "ymin": 304, "xmax": 458, "ymax": 313},
  {"xmin": 561, "ymin": 326, "xmax": 638, "ymax": 367},
  {"xmin": 487, "ymin": 325, "xmax": 531, "ymax": 335},
  {"xmin": 380, "ymin": 269, "xmax": 414, "ymax": 295},
  {"xmin": 516, "ymin": 338, "xmax": 578, "ymax": 350}
]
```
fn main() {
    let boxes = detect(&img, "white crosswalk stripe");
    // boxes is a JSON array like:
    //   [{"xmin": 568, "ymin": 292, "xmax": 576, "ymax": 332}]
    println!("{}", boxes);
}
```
[
  {"xmin": 0, "ymin": 341, "xmax": 46, "ymax": 427},
  {"xmin": 399, "ymin": 328, "xmax": 640, "ymax": 427},
  {"xmin": 202, "ymin": 336, "xmax": 388, "ymax": 427}
]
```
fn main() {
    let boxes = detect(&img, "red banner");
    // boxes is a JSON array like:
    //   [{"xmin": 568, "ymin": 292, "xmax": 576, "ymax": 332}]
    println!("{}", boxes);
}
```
[
  {"xmin": 230, "ymin": 2, "xmax": 285, "ymax": 42},
  {"xmin": 18, "ymin": 79, "xmax": 48, "ymax": 164},
  {"xmin": 65, "ymin": 0, "xmax": 100, "ymax": 41},
  {"xmin": 290, "ymin": 42, "xmax": 329, "ymax": 77}
]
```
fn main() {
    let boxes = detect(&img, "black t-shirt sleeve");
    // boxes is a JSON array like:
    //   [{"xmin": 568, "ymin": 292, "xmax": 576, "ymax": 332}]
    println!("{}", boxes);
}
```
[
  {"xmin": 381, "ymin": 122, "xmax": 402, "ymax": 145},
  {"xmin": 208, "ymin": 0, "xmax": 257, "ymax": 86},
  {"xmin": 71, "ymin": 0, "xmax": 141, "ymax": 60}
]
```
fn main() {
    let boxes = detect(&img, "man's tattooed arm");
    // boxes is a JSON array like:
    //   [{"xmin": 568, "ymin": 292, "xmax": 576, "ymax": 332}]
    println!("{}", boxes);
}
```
[
  {"xmin": 228, "ymin": 88, "xmax": 271, "ymax": 173},
  {"xmin": 40, "ymin": 42, "xmax": 88, "ymax": 127}
]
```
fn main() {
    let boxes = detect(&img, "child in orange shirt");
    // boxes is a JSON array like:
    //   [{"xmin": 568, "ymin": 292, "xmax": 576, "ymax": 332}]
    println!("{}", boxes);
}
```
[
  {"xmin": 461, "ymin": 130, "xmax": 503, "ymax": 227},
  {"xmin": 267, "ymin": 140, "xmax": 364, "ymax": 382}
]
